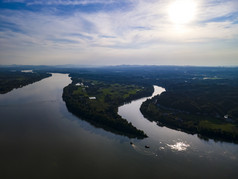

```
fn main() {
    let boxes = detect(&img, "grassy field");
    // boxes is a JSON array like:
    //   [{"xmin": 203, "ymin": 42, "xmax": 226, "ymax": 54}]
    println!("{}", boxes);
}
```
[{"xmin": 72, "ymin": 80, "xmax": 143, "ymax": 112}]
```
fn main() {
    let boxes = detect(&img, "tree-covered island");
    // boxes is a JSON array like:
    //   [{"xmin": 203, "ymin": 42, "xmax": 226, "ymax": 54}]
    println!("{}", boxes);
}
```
[{"xmin": 63, "ymin": 74, "xmax": 153, "ymax": 138}]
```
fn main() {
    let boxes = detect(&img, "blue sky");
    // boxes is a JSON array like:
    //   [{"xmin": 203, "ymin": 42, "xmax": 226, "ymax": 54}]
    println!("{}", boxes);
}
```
[{"xmin": 0, "ymin": 0, "xmax": 238, "ymax": 66}]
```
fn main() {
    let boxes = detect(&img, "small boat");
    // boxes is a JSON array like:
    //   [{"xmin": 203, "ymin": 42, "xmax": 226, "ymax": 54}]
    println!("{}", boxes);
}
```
[{"xmin": 145, "ymin": 145, "xmax": 150, "ymax": 148}]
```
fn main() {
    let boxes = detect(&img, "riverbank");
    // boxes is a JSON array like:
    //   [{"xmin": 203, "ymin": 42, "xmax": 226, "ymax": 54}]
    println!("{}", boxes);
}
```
[
  {"xmin": 140, "ymin": 93, "xmax": 238, "ymax": 143},
  {"xmin": 0, "ymin": 70, "xmax": 51, "ymax": 94},
  {"xmin": 63, "ymin": 77, "xmax": 154, "ymax": 138},
  {"xmin": 1, "ymin": 68, "xmax": 238, "ymax": 179}
]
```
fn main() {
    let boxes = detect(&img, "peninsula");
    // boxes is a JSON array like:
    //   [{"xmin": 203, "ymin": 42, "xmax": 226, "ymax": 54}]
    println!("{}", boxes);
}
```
[{"xmin": 63, "ymin": 73, "xmax": 153, "ymax": 138}]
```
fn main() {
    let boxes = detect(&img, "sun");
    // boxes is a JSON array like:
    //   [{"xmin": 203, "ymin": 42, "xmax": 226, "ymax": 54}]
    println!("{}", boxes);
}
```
[{"xmin": 168, "ymin": 0, "xmax": 197, "ymax": 24}]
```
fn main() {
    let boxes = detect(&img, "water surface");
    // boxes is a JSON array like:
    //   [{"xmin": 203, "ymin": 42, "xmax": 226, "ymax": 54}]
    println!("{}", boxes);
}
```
[{"xmin": 0, "ymin": 74, "xmax": 237, "ymax": 179}]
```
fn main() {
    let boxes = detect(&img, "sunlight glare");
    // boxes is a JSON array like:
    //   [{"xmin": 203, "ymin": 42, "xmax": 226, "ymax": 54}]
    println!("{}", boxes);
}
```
[
  {"xmin": 168, "ymin": 0, "xmax": 197, "ymax": 24},
  {"xmin": 167, "ymin": 142, "xmax": 190, "ymax": 151}
]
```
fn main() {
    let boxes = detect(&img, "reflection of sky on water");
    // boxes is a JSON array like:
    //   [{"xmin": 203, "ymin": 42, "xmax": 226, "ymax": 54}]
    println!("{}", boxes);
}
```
[
  {"xmin": 1, "ymin": 73, "xmax": 238, "ymax": 178},
  {"xmin": 119, "ymin": 85, "xmax": 238, "ymax": 162}
]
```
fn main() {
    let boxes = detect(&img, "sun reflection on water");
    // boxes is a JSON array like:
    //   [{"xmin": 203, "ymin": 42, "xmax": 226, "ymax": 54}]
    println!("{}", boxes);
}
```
[{"xmin": 167, "ymin": 142, "xmax": 190, "ymax": 151}]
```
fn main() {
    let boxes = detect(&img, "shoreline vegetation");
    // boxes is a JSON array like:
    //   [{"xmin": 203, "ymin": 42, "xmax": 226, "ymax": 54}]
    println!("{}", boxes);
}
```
[
  {"xmin": 0, "ymin": 70, "xmax": 51, "ymax": 94},
  {"xmin": 1, "ymin": 65, "xmax": 238, "ymax": 143},
  {"xmin": 140, "ymin": 81, "xmax": 238, "ymax": 143},
  {"xmin": 63, "ymin": 74, "xmax": 153, "ymax": 139},
  {"xmin": 141, "ymin": 98, "xmax": 238, "ymax": 143}
]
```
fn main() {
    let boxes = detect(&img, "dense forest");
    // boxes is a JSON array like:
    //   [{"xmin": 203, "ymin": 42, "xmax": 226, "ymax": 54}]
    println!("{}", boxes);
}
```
[
  {"xmin": 63, "ymin": 74, "xmax": 153, "ymax": 138},
  {"xmin": 140, "ymin": 67, "xmax": 238, "ymax": 143},
  {"xmin": 0, "ymin": 69, "xmax": 51, "ymax": 94}
]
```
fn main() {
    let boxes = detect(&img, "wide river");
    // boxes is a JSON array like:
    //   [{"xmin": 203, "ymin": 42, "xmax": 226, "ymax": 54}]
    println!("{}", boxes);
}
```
[{"xmin": 0, "ymin": 73, "xmax": 237, "ymax": 179}]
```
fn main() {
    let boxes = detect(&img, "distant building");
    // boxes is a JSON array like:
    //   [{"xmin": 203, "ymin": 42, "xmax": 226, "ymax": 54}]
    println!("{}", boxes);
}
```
[
  {"xmin": 75, "ymin": 83, "xmax": 84, "ymax": 86},
  {"xmin": 224, "ymin": 114, "xmax": 234, "ymax": 123}
]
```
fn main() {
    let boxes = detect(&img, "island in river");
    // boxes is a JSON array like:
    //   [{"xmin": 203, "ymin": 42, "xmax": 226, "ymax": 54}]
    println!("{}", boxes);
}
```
[{"xmin": 63, "ymin": 73, "xmax": 153, "ymax": 138}]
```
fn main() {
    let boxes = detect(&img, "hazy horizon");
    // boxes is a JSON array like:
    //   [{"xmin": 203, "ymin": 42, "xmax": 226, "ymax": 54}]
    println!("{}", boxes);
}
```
[
  {"xmin": 1, "ymin": 64, "xmax": 238, "ymax": 68},
  {"xmin": 0, "ymin": 0, "xmax": 238, "ymax": 66}
]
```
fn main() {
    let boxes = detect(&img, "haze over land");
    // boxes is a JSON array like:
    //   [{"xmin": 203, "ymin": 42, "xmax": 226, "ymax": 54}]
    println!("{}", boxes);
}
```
[{"xmin": 0, "ymin": 0, "xmax": 238, "ymax": 66}]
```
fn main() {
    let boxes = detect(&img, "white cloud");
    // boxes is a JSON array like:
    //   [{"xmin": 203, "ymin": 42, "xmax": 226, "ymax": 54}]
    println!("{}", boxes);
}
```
[
  {"xmin": 0, "ymin": 0, "xmax": 238, "ymax": 65},
  {"xmin": 26, "ymin": 0, "xmax": 115, "ymax": 6},
  {"xmin": 196, "ymin": 0, "xmax": 238, "ymax": 21},
  {"xmin": 3, "ymin": 0, "xmax": 117, "ymax": 5}
]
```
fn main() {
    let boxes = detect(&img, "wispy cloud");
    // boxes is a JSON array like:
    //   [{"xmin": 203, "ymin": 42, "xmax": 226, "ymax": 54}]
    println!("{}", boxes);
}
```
[
  {"xmin": 196, "ymin": 0, "xmax": 238, "ymax": 22},
  {"xmin": 3, "ymin": 0, "xmax": 124, "ymax": 6},
  {"xmin": 0, "ymin": 0, "xmax": 238, "ymax": 65},
  {"xmin": 26, "ymin": 0, "xmax": 114, "ymax": 6}
]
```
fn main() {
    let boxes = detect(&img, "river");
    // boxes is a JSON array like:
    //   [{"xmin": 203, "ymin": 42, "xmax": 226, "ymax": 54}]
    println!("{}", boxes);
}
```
[{"xmin": 0, "ymin": 74, "xmax": 237, "ymax": 179}]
